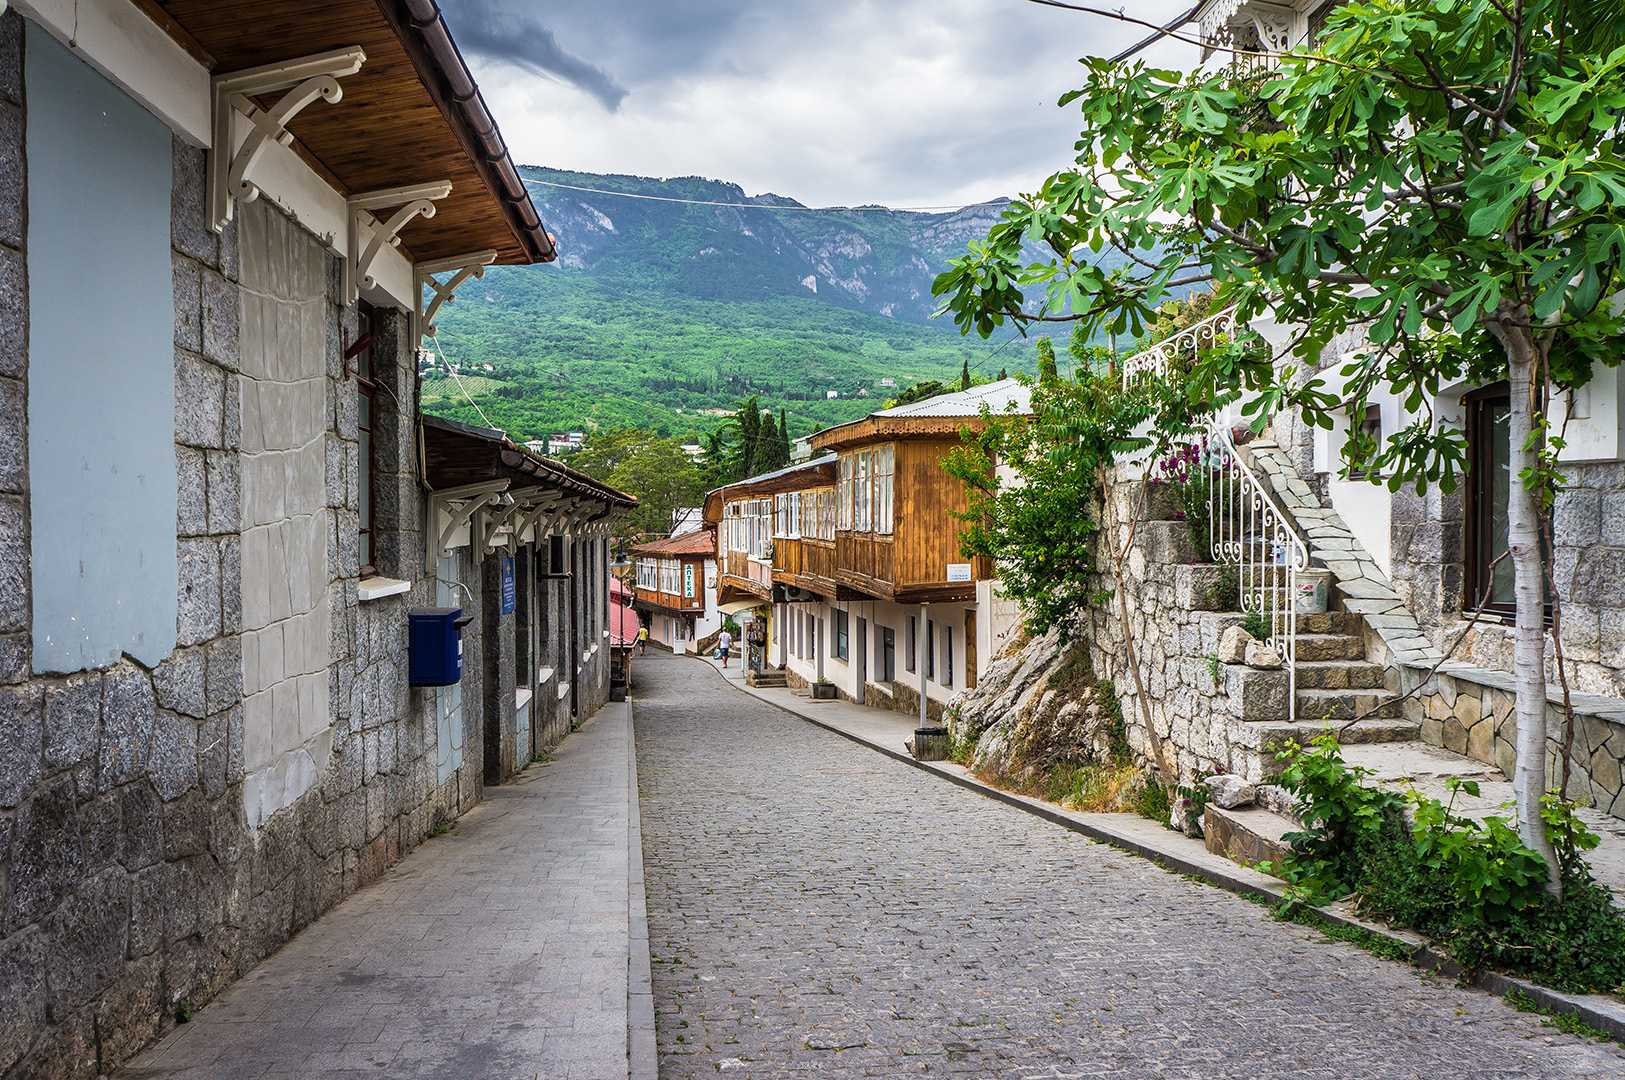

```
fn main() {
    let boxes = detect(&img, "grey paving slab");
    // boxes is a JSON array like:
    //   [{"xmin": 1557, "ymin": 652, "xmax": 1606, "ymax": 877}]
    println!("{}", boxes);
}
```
[
  {"xmin": 119, "ymin": 705, "xmax": 638, "ymax": 1080},
  {"xmin": 635, "ymin": 653, "xmax": 1625, "ymax": 1079}
]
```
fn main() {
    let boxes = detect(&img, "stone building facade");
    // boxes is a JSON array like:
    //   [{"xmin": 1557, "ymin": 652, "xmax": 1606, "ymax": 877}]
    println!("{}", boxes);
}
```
[{"xmin": 0, "ymin": 6, "xmax": 630, "ymax": 1076}]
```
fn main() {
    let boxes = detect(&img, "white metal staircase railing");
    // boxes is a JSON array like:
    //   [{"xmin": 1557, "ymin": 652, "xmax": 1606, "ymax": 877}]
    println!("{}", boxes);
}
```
[
  {"xmin": 1130, "ymin": 307, "xmax": 1309, "ymax": 720},
  {"xmin": 1122, "ymin": 306, "xmax": 1244, "ymax": 389}
]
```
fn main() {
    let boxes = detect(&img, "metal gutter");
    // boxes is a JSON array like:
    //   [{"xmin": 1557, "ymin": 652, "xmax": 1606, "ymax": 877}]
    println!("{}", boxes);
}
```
[{"xmin": 384, "ymin": 0, "xmax": 557, "ymax": 263}]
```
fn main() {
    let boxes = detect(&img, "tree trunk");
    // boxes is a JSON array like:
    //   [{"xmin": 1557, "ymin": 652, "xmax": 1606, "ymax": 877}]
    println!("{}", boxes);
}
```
[{"xmin": 1502, "ymin": 328, "xmax": 1561, "ymax": 894}]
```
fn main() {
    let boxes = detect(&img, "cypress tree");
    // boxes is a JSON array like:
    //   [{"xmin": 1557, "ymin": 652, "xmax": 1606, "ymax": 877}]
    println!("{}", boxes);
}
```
[{"xmin": 960, "ymin": 357, "xmax": 972, "ymax": 391}]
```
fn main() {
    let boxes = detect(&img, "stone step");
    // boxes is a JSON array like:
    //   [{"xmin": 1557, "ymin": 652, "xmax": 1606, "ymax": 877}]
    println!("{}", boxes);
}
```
[
  {"xmin": 1292, "ymin": 660, "xmax": 1387, "ymax": 690},
  {"xmin": 1293, "ymin": 632, "xmax": 1366, "ymax": 662},
  {"xmin": 1203, "ymin": 804, "xmax": 1293, "ymax": 871},
  {"xmin": 746, "ymin": 670, "xmax": 787, "ymax": 688},
  {"xmin": 1295, "ymin": 688, "xmax": 1402, "ymax": 722},
  {"xmin": 1230, "ymin": 717, "xmax": 1425, "ymax": 780},
  {"xmin": 1297, "ymin": 610, "xmax": 1363, "ymax": 635}
]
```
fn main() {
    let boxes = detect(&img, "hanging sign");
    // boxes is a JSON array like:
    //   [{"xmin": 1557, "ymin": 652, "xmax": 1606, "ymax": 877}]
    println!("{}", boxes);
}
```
[{"xmin": 501, "ymin": 557, "xmax": 515, "ymax": 614}]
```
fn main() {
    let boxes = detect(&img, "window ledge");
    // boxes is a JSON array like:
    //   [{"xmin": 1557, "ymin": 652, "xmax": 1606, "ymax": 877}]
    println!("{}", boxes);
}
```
[
  {"xmin": 358, "ymin": 576, "xmax": 411, "ymax": 602},
  {"xmin": 515, "ymin": 688, "xmax": 533, "ymax": 712}
]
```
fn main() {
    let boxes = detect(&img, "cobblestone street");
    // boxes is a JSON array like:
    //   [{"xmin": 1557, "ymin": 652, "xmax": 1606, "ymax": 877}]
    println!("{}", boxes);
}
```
[{"xmin": 633, "ymin": 654, "xmax": 1625, "ymax": 1079}]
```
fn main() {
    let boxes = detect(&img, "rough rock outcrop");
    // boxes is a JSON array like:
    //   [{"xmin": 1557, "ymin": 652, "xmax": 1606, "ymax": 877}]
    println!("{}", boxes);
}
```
[{"xmin": 945, "ymin": 627, "xmax": 1124, "ymax": 780}]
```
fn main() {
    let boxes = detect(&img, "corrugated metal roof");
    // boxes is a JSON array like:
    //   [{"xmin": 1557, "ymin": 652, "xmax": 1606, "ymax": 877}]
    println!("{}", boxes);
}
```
[
  {"xmin": 872, "ymin": 378, "xmax": 1032, "ymax": 418},
  {"xmin": 705, "ymin": 454, "xmax": 838, "ymax": 499}
]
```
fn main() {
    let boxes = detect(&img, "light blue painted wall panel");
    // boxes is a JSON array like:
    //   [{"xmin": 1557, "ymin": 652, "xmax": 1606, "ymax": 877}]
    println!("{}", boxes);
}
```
[{"xmin": 26, "ymin": 25, "xmax": 178, "ymax": 673}]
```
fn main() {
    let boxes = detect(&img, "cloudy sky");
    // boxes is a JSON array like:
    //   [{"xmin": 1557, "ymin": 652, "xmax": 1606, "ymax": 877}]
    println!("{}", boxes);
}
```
[{"xmin": 439, "ymin": 0, "xmax": 1199, "ymax": 210}]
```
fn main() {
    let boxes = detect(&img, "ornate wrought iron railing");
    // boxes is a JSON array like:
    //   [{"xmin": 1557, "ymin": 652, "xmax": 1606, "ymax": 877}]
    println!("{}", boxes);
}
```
[
  {"xmin": 1132, "ymin": 307, "xmax": 1309, "ymax": 720},
  {"xmin": 1121, "ymin": 306, "xmax": 1244, "ymax": 389}
]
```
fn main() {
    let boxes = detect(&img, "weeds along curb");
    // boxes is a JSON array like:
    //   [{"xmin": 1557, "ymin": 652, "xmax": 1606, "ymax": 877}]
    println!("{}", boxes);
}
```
[{"xmin": 698, "ymin": 658, "xmax": 1625, "ymax": 1045}]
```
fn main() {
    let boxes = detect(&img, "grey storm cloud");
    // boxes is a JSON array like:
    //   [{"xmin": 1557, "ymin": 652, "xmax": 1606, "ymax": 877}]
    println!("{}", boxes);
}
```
[
  {"xmin": 440, "ymin": 0, "xmax": 629, "ymax": 111},
  {"xmin": 438, "ymin": 0, "xmax": 1199, "ymax": 208}
]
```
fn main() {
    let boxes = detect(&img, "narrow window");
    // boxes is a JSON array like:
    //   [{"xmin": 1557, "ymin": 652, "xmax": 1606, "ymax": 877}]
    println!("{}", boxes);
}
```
[
  {"xmin": 926, "ymin": 619, "xmax": 935, "ymax": 679},
  {"xmin": 835, "ymin": 609, "xmax": 849, "ymax": 660},
  {"xmin": 881, "ymin": 627, "xmax": 895, "ymax": 682},
  {"xmin": 943, "ymin": 625, "xmax": 954, "ymax": 688},
  {"xmin": 906, "ymin": 615, "xmax": 916, "ymax": 673},
  {"xmin": 356, "ymin": 300, "xmax": 377, "ymax": 576},
  {"xmin": 1348, "ymin": 403, "xmax": 1383, "ymax": 480}
]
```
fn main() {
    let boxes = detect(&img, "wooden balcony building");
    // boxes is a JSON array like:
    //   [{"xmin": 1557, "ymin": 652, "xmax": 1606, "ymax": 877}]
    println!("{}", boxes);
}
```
[{"xmin": 704, "ymin": 381, "xmax": 1030, "ymax": 719}]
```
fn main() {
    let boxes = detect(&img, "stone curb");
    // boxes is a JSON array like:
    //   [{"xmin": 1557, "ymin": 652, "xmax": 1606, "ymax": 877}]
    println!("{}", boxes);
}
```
[
  {"xmin": 697, "ymin": 658, "xmax": 1625, "ymax": 1045},
  {"xmin": 626, "ymin": 696, "xmax": 658, "ymax": 1080}
]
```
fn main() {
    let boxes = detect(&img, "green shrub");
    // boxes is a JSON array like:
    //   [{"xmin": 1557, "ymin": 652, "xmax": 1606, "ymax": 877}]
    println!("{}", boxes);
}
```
[
  {"xmin": 1271, "ymin": 735, "xmax": 1403, "ymax": 901},
  {"xmin": 1131, "ymin": 774, "xmax": 1172, "ymax": 824},
  {"xmin": 1273, "ymin": 737, "xmax": 1625, "ymax": 994},
  {"xmin": 1203, "ymin": 568, "xmax": 1240, "ymax": 611},
  {"xmin": 1241, "ymin": 609, "xmax": 1272, "ymax": 642}
]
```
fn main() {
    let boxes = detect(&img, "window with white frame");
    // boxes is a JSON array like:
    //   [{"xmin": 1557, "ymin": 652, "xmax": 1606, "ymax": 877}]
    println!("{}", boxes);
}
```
[
  {"xmin": 837, "ymin": 445, "xmax": 895, "ymax": 534},
  {"xmin": 660, "ymin": 559, "xmax": 680, "ymax": 595},
  {"xmin": 637, "ymin": 559, "xmax": 658, "ymax": 590},
  {"xmin": 802, "ymin": 488, "xmax": 835, "ymax": 541}
]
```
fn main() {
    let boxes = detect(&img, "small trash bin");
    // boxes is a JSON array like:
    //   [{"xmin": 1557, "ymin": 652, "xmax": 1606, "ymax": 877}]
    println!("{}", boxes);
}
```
[{"xmin": 911, "ymin": 726, "xmax": 950, "ymax": 762}]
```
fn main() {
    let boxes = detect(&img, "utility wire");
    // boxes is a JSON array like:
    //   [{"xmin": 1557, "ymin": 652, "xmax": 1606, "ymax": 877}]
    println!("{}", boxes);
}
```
[{"xmin": 523, "ymin": 177, "xmax": 995, "ymax": 214}]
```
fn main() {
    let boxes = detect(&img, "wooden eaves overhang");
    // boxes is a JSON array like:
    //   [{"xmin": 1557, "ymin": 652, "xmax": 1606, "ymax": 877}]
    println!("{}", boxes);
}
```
[
  {"xmin": 809, "ymin": 415, "xmax": 991, "ymax": 453},
  {"xmin": 700, "ymin": 456, "xmax": 838, "ymax": 526},
  {"xmin": 145, "ymin": 0, "xmax": 555, "ymax": 267},
  {"xmin": 420, "ymin": 414, "xmax": 635, "ymax": 571}
]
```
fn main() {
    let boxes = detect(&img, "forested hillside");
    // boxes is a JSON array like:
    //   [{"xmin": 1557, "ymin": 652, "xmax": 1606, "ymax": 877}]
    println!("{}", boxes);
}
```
[{"xmin": 424, "ymin": 168, "xmax": 1063, "ymax": 442}]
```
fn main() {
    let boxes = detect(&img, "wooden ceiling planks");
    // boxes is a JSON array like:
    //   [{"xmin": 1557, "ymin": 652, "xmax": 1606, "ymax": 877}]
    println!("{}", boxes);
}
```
[{"xmin": 156, "ymin": 0, "xmax": 535, "ymax": 265}]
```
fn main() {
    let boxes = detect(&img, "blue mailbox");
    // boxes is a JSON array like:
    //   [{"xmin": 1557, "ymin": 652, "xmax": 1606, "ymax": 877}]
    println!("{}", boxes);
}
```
[{"xmin": 408, "ymin": 607, "xmax": 467, "ymax": 687}]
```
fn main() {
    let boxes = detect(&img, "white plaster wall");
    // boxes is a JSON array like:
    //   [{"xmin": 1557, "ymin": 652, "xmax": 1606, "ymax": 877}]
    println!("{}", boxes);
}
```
[
  {"xmin": 237, "ymin": 201, "xmax": 333, "ymax": 831},
  {"xmin": 1325, "ymin": 478, "xmax": 1393, "ymax": 579}
]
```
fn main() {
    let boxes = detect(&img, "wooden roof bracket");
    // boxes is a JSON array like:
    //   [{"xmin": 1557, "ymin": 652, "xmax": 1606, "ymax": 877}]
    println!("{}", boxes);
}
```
[
  {"xmin": 478, "ymin": 486, "xmax": 543, "ymax": 553},
  {"xmin": 413, "ymin": 251, "xmax": 500, "ymax": 347},
  {"xmin": 345, "ymin": 182, "xmax": 454, "ymax": 303},
  {"xmin": 512, "ymin": 492, "xmax": 565, "ymax": 547},
  {"xmin": 208, "ymin": 47, "xmax": 368, "ymax": 233},
  {"xmin": 426, "ymin": 479, "xmax": 508, "ymax": 573}
]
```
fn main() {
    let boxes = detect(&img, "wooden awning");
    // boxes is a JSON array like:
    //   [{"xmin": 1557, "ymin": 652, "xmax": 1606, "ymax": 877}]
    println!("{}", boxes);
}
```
[
  {"xmin": 422, "ymin": 415, "xmax": 636, "ymax": 507},
  {"xmin": 147, "ymin": 0, "xmax": 554, "ymax": 265}
]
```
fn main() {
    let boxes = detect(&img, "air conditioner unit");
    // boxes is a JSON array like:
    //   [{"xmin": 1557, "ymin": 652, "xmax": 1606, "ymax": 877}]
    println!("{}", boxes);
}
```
[{"xmin": 781, "ymin": 587, "xmax": 816, "ymax": 604}]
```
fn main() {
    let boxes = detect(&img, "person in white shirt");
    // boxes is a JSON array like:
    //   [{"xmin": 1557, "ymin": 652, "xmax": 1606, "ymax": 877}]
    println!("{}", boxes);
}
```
[{"xmin": 717, "ymin": 629, "xmax": 733, "ymax": 667}]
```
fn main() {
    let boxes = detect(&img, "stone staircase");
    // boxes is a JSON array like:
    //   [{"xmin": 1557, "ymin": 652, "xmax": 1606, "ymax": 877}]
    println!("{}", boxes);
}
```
[
  {"xmin": 745, "ymin": 668, "xmax": 787, "ymax": 689},
  {"xmin": 1219, "ymin": 608, "xmax": 1418, "ymax": 780}
]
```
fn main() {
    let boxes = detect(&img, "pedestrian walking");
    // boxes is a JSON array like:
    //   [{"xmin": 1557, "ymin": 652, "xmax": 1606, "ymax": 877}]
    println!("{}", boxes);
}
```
[
  {"xmin": 717, "ymin": 628, "xmax": 733, "ymax": 667},
  {"xmin": 637, "ymin": 624, "xmax": 649, "ymax": 656}
]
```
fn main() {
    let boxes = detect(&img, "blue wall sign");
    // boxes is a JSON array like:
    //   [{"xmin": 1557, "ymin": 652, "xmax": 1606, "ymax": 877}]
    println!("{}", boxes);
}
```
[{"xmin": 501, "ymin": 557, "xmax": 515, "ymax": 614}]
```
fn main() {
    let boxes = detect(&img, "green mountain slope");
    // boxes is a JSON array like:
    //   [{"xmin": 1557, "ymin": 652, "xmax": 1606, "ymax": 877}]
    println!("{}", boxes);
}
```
[{"xmin": 426, "ymin": 168, "xmax": 1052, "ymax": 442}]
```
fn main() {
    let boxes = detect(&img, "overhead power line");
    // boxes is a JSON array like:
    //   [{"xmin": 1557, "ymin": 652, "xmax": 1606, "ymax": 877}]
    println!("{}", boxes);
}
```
[{"xmin": 522, "ymin": 177, "xmax": 997, "ymax": 214}]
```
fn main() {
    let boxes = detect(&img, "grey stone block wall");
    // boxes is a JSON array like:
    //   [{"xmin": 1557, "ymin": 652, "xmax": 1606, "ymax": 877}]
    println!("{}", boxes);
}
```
[
  {"xmin": 0, "ymin": 16, "xmax": 622, "ymax": 1072},
  {"xmin": 0, "ymin": 59, "xmax": 482, "ymax": 1074}
]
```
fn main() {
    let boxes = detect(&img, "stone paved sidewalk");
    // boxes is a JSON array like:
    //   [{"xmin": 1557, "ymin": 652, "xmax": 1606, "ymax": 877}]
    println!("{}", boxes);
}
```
[
  {"xmin": 119, "ymin": 704, "xmax": 641, "ymax": 1080},
  {"xmin": 637, "ymin": 653, "xmax": 1625, "ymax": 1079}
]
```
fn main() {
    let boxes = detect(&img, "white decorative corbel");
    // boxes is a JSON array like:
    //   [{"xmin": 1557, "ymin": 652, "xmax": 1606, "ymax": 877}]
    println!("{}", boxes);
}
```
[
  {"xmin": 345, "ymin": 183, "xmax": 453, "ymax": 303},
  {"xmin": 1245, "ymin": 3, "xmax": 1297, "ymax": 52},
  {"xmin": 426, "ymin": 480, "xmax": 509, "ymax": 574},
  {"xmin": 413, "ymin": 251, "xmax": 500, "ymax": 347},
  {"xmin": 514, "ymin": 493, "xmax": 564, "ymax": 546},
  {"xmin": 480, "ymin": 488, "xmax": 541, "ymax": 553},
  {"xmin": 208, "ymin": 47, "xmax": 367, "ymax": 233}
]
